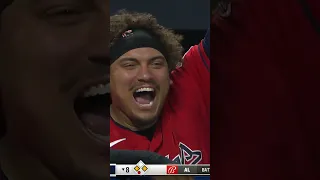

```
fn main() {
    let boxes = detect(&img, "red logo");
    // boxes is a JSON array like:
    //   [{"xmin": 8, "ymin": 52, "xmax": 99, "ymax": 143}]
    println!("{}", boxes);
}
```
[
  {"xmin": 122, "ymin": 30, "xmax": 133, "ymax": 38},
  {"xmin": 166, "ymin": 165, "xmax": 178, "ymax": 174}
]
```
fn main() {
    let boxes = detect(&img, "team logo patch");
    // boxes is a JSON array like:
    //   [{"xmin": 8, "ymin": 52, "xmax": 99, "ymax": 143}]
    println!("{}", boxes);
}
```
[
  {"xmin": 122, "ymin": 30, "xmax": 133, "ymax": 38},
  {"xmin": 165, "ymin": 142, "xmax": 202, "ymax": 164}
]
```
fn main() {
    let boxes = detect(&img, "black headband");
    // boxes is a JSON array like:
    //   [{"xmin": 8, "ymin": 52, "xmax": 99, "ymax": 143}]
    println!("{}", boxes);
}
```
[{"xmin": 110, "ymin": 29, "xmax": 167, "ymax": 63}]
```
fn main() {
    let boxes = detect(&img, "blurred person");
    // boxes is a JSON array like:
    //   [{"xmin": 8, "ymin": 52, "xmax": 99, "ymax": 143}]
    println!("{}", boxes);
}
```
[
  {"xmin": 110, "ymin": 10, "xmax": 210, "ymax": 165},
  {"xmin": 212, "ymin": 0, "xmax": 320, "ymax": 180},
  {"xmin": 0, "ymin": 0, "xmax": 110, "ymax": 179}
]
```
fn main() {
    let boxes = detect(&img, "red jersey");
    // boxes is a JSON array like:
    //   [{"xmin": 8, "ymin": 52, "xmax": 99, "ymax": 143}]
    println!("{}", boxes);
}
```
[
  {"xmin": 213, "ymin": 0, "xmax": 320, "ymax": 180},
  {"xmin": 110, "ymin": 34, "xmax": 210, "ymax": 164}
]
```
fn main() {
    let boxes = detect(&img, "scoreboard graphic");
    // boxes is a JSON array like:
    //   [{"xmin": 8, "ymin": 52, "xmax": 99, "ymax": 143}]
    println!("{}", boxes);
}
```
[{"xmin": 110, "ymin": 161, "xmax": 210, "ymax": 177}]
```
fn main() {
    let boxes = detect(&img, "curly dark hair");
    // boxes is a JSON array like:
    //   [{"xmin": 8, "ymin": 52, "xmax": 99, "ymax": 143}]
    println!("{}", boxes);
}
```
[{"xmin": 110, "ymin": 10, "xmax": 184, "ymax": 72}]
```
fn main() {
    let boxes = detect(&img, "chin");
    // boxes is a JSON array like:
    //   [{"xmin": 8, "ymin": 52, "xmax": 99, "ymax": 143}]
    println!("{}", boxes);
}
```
[{"xmin": 131, "ymin": 112, "xmax": 159, "ymax": 126}]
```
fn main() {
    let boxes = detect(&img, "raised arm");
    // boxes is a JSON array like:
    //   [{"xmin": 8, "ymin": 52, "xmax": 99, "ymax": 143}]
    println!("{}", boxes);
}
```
[{"xmin": 203, "ymin": 28, "xmax": 210, "ymax": 59}]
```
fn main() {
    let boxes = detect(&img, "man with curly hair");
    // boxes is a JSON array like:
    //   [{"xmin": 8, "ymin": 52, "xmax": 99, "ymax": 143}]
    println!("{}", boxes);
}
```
[{"xmin": 109, "ymin": 10, "xmax": 210, "ymax": 165}]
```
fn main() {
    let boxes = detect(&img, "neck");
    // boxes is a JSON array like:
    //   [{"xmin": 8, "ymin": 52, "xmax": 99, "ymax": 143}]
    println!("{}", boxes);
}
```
[
  {"xmin": 110, "ymin": 105, "xmax": 156, "ymax": 131},
  {"xmin": 0, "ymin": 137, "xmax": 58, "ymax": 180}
]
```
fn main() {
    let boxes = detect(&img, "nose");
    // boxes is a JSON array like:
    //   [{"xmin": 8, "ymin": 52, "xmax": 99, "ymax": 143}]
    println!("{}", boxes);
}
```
[{"xmin": 137, "ymin": 65, "xmax": 153, "ymax": 82}]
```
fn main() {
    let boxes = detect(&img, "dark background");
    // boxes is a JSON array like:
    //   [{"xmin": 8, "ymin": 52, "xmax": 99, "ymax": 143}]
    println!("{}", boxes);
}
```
[{"xmin": 110, "ymin": 0, "xmax": 210, "ymax": 51}]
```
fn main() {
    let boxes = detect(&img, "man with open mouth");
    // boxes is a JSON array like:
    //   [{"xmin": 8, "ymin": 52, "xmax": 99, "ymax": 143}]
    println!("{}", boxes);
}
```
[
  {"xmin": 109, "ymin": 10, "xmax": 210, "ymax": 165},
  {"xmin": 0, "ymin": 0, "xmax": 110, "ymax": 179}
]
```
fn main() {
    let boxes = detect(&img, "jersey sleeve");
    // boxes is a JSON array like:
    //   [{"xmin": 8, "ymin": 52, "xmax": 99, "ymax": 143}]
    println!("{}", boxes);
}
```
[
  {"xmin": 171, "ymin": 29, "xmax": 210, "ymax": 110},
  {"xmin": 179, "ymin": 27, "xmax": 210, "ymax": 79},
  {"xmin": 183, "ymin": 28, "xmax": 210, "ymax": 69},
  {"xmin": 203, "ymin": 28, "xmax": 210, "ymax": 60},
  {"xmin": 181, "ymin": 28, "xmax": 210, "ymax": 86}
]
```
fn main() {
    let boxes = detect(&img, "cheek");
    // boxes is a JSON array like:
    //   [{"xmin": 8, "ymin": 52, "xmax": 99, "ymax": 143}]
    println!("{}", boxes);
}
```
[
  {"xmin": 111, "ymin": 71, "xmax": 135, "ymax": 96},
  {"xmin": 2, "ymin": 32, "xmax": 83, "ymax": 75},
  {"xmin": 154, "ymin": 70, "xmax": 170, "ymax": 86}
]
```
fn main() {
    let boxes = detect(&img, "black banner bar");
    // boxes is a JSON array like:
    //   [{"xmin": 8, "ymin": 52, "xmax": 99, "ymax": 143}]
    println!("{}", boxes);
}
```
[{"xmin": 197, "ymin": 165, "xmax": 210, "ymax": 175}]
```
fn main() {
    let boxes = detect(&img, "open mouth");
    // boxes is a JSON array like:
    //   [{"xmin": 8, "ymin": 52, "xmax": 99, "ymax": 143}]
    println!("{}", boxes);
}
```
[
  {"xmin": 74, "ymin": 82, "xmax": 110, "ymax": 142},
  {"xmin": 133, "ymin": 87, "xmax": 156, "ymax": 107}
]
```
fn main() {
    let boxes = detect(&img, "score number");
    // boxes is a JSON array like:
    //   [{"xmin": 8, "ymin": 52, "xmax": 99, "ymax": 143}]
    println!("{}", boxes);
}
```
[
  {"xmin": 122, "ymin": 167, "xmax": 130, "ymax": 173},
  {"xmin": 117, "ymin": 165, "xmax": 135, "ymax": 175}
]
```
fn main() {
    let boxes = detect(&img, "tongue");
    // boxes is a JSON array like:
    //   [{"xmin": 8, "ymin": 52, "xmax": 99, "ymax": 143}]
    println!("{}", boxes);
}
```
[
  {"xmin": 79, "ymin": 109, "xmax": 109, "ymax": 136},
  {"xmin": 75, "ymin": 94, "xmax": 110, "ymax": 137},
  {"xmin": 135, "ymin": 93, "xmax": 153, "ymax": 104}
]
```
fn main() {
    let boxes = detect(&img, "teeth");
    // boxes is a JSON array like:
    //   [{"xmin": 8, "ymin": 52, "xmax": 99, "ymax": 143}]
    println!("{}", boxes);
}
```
[
  {"xmin": 83, "ymin": 83, "xmax": 109, "ymax": 97},
  {"xmin": 135, "ymin": 87, "xmax": 154, "ymax": 93},
  {"xmin": 140, "ymin": 101, "xmax": 154, "ymax": 107}
]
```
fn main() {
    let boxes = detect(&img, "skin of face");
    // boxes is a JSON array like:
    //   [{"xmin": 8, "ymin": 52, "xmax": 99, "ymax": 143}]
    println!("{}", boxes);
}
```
[
  {"xmin": 0, "ymin": 0, "xmax": 110, "ymax": 179},
  {"xmin": 110, "ymin": 47, "xmax": 170, "ymax": 130}
]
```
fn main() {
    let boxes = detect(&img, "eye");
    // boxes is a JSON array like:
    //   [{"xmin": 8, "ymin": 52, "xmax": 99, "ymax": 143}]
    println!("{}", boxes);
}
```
[
  {"xmin": 151, "ymin": 60, "xmax": 165, "ymax": 68},
  {"xmin": 121, "ymin": 62, "xmax": 137, "ymax": 69},
  {"xmin": 152, "ymin": 62, "xmax": 162, "ymax": 66},
  {"xmin": 46, "ymin": 6, "xmax": 82, "ymax": 16},
  {"xmin": 123, "ymin": 63, "xmax": 134, "ymax": 67},
  {"xmin": 44, "ymin": 6, "xmax": 86, "ymax": 25}
]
